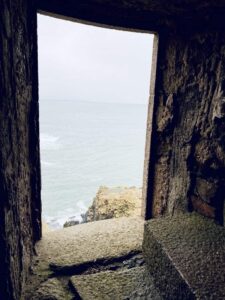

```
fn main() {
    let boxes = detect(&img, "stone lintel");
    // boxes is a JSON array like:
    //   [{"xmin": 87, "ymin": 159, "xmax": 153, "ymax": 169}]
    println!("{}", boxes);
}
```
[
  {"xmin": 37, "ymin": 0, "xmax": 172, "ymax": 32},
  {"xmin": 37, "ymin": 0, "xmax": 225, "ymax": 32}
]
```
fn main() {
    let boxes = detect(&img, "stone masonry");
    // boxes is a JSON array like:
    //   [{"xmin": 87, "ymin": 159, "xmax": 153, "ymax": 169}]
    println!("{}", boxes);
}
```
[{"xmin": 1, "ymin": 1, "xmax": 225, "ymax": 299}]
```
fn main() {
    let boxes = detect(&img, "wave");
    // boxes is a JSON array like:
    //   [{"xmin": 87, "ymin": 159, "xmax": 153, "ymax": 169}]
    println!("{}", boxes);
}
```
[
  {"xmin": 43, "ymin": 205, "xmax": 88, "ymax": 229},
  {"xmin": 41, "ymin": 160, "xmax": 54, "ymax": 167},
  {"xmin": 76, "ymin": 200, "xmax": 88, "ymax": 211},
  {"xmin": 40, "ymin": 133, "xmax": 61, "ymax": 150}
]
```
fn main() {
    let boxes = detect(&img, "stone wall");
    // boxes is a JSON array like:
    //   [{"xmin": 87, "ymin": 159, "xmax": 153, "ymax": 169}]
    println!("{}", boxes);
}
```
[
  {"xmin": 149, "ymin": 30, "xmax": 225, "ymax": 224},
  {"xmin": 0, "ymin": 1, "xmax": 41, "ymax": 299},
  {"xmin": 1, "ymin": 0, "xmax": 225, "ymax": 298}
]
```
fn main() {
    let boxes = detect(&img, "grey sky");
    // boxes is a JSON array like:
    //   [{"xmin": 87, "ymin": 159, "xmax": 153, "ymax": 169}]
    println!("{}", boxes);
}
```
[{"xmin": 38, "ymin": 14, "xmax": 153, "ymax": 104}]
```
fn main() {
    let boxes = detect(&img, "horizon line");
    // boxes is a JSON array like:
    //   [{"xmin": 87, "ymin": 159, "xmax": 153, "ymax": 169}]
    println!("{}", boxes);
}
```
[{"xmin": 39, "ymin": 98, "xmax": 149, "ymax": 105}]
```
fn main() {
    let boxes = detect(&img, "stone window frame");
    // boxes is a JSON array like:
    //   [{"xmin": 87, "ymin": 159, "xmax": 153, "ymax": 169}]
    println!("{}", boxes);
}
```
[{"xmin": 37, "ymin": 11, "xmax": 159, "ymax": 221}]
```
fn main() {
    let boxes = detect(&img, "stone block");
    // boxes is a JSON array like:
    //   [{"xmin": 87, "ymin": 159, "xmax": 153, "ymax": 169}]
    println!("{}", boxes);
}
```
[{"xmin": 143, "ymin": 213, "xmax": 225, "ymax": 299}]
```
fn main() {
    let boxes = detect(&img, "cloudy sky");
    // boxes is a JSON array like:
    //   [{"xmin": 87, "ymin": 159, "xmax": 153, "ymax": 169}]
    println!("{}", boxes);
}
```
[{"xmin": 37, "ymin": 14, "xmax": 153, "ymax": 104}]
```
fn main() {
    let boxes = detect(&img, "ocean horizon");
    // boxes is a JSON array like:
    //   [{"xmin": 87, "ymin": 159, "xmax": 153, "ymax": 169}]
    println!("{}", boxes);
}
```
[{"xmin": 40, "ymin": 99, "xmax": 148, "ymax": 228}]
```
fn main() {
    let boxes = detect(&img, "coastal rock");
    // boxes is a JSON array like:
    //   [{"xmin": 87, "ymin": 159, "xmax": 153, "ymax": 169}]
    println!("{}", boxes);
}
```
[
  {"xmin": 83, "ymin": 186, "xmax": 142, "ymax": 222},
  {"xmin": 63, "ymin": 220, "xmax": 79, "ymax": 228}
]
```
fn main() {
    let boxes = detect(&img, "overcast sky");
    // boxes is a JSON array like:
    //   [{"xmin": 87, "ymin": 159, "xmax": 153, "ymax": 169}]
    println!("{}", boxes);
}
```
[{"xmin": 37, "ymin": 14, "xmax": 153, "ymax": 104}]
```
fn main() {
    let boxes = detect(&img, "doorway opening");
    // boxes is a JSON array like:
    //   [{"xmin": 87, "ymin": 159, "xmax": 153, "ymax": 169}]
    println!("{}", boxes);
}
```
[{"xmin": 38, "ymin": 14, "xmax": 154, "ymax": 230}]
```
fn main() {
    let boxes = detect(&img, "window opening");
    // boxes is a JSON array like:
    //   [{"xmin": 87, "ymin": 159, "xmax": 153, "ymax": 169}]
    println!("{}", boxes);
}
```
[{"xmin": 38, "ymin": 14, "xmax": 154, "ymax": 230}]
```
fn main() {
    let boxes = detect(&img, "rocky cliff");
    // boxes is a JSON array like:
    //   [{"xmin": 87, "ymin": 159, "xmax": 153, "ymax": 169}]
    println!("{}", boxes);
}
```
[{"xmin": 82, "ymin": 186, "xmax": 142, "ymax": 222}]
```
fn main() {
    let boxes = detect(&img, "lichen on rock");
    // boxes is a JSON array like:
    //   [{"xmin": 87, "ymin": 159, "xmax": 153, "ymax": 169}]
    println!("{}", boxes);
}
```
[{"xmin": 82, "ymin": 186, "xmax": 142, "ymax": 223}]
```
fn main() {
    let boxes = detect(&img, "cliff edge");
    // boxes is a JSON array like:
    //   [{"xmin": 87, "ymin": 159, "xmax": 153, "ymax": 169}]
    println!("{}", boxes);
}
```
[{"xmin": 82, "ymin": 186, "xmax": 142, "ymax": 222}]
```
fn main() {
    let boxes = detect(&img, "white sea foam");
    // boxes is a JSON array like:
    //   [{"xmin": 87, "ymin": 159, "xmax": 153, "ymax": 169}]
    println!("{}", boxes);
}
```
[
  {"xmin": 41, "ymin": 160, "xmax": 54, "ymax": 167},
  {"xmin": 43, "ymin": 205, "xmax": 87, "ymax": 229},
  {"xmin": 76, "ymin": 200, "xmax": 88, "ymax": 211},
  {"xmin": 40, "ymin": 133, "xmax": 61, "ymax": 150}
]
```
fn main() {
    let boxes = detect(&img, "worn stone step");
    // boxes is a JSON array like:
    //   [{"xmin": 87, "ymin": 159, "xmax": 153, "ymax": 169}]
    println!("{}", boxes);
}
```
[
  {"xmin": 25, "ymin": 217, "xmax": 144, "ymax": 299},
  {"xmin": 30, "ymin": 278, "xmax": 73, "ymax": 300},
  {"xmin": 143, "ymin": 213, "xmax": 225, "ymax": 300},
  {"xmin": 70, "ymin": 266, "xmax": 162, "ymax": 300},
  {"xmin": 36, "ymin": 217, "xmax": 144, "ymax": 275}
]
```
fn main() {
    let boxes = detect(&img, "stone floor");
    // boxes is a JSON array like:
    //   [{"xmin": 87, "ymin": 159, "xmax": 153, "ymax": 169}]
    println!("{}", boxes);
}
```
[
  {"xmin": 36, "ymin": 216, "xmax": 144, "ymax": 274},
  {"xmin": 70, "ymin": 266, "xmax": 162, "ymax": 300},
  {"xmin": 24, "ymin": 213, "xmax": 225, "ymax": 299},
  {"xmin": 24, "ymin": 217, "xmax": 161, "ymax": 299}
]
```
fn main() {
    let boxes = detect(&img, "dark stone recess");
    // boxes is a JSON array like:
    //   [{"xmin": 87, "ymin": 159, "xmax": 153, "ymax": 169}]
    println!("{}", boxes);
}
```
[
  {"xmin": 0, "ymin": 0, "xmax": 41, "ymax": 299},
  {"xmin": 143, "ymin": 213, "xmax": 225, "ymax": 299},
  {"xmin": 49, "ymin": 251, "xmax": 143, "ymax": 276},
  {"xmin": 149, "ymin": 30, "xmax": 225, "ymax": 224},
  {"xmin": 37, "ymin": 0, "xmax": 170, "ymax": 32},
  {"xmin": 37, "ymin": 0, "xmax": 225, "ymax": 33}
]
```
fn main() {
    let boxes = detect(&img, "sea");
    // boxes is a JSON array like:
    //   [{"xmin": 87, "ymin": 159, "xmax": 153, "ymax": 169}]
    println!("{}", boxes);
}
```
[{"xmin": 40, "ymin": 100, "xmax": 148, "ymax": 228}]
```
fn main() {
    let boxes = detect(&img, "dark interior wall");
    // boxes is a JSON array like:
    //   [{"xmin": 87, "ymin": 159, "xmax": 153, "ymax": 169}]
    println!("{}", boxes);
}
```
[
  {"xmin": 0, "ymin": 0, "xmax": 41, "ymax": 299},
  {"xmin": 0, "ymin": 0, "xmax": 225, "ymax": 297},
  {"xmin": 149, "ymin": 30, "xmax": 225, "ymax": 224}
]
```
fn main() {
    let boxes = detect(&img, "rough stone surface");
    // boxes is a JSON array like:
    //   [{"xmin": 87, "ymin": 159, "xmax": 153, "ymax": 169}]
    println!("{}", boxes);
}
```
[
  {"xmin": 25, "ymin": 253, "xmax": 147, "ymax": 299},
  {"xmin": 35, "ymin": 217, "xmax": 144, "ymax": 274},
  {"xmin": 70, "ymin": 266, "xmax": 162, "ymax": 300},
  {"xmin": 24, "ymin": 217, "xmax": 145, "ymax": 299},
  {"xmin": 148, "ymin": 31, "xmax": 225, "ymax": 224},
  {"xmin": 0, "ymin": 1, "xmax": 41, "ymax": 299},
  {"xmin": 143, "ymin": 213, "xmax": 225, "ymax": 299},
  {"xmin": 83, "ymin": 186, "xmax": 142, "ymax": 222},
  {"xmin": 31, "ymin": 278, "xmax": 73, "ymax": 300}
]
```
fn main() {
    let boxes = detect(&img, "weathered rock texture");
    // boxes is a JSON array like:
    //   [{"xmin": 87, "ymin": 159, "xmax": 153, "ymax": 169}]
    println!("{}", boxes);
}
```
[
  {"xmin": 83, "ymin": 186, "xmax": 142, "ymax": 222},
  {"xmin": 70, "ymin": 267, "xmax": 162, "ymax": 300},
  {"xmin": 143, "ymin": 213, "xmax": 225, "ymax": 299},
  {"xmin": 148, "ymin": 31, "xmax": 225, "ymax": 224},
  {"xmin": 0, "ymin": 1, "xmax": 41, "ymax": 299},
  {"xmin": 36, "ymin": 217, "xmax": 144, "ymax": 274},
  {"xmin": 63, "ymin": 220, "xmax": 79, "ymax": 228},
  {"xmin": 31, "ymin": 278, "xmax": 72, "ymax": 300},
  {"xmin": 25, "ymin": 217, "xmax": 144, "ymax": 299}
]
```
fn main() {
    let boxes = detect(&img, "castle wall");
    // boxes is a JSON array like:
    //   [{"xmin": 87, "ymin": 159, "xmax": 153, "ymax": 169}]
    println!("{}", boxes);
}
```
[
  {"xmin": 148, "ymin": 30, "xmax": 225, "ymax": 224},
  {"xmin": 0, "ymin": 1, "xmax": 41, "ymax": 299}
]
